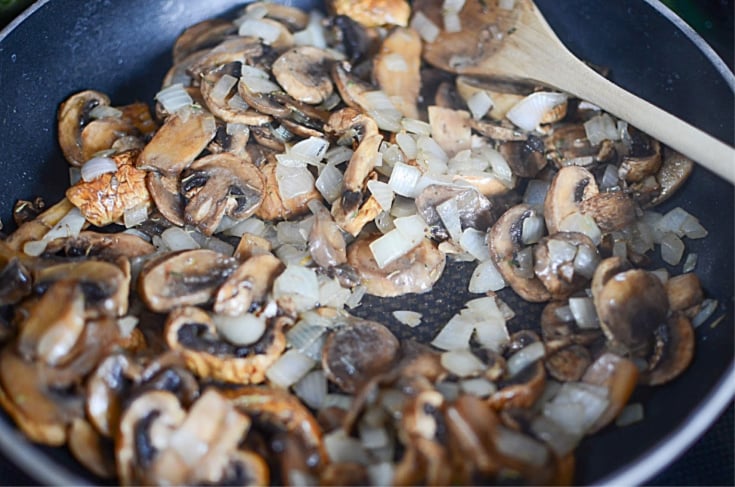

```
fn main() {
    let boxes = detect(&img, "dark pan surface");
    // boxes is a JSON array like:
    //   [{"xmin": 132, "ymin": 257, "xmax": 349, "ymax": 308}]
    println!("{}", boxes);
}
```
[{"xmin": 0, "ymin": 0, "xmax": 732, "ymax": 484}]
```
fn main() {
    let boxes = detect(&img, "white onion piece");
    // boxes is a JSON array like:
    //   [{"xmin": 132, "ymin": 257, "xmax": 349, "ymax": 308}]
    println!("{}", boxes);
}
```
[
  {"xmin": 368, "ymin": 229, "xmax": 417, "ymax": 269},
  {"xmin": 322, "ymin": 394, "xmax": 353, "ymax": 411},
  {"xmin": 161, "ymin": 227, "xmax": 200, "ymax": 251},
  {"xmin": 682, "ymin": 253, "xmax": 698, "ymax": 273},
  {"xmin": 289, "ymin": 136, "xmax": 330, "ymax": 162},
  {"xmin": 315, "ymin": 164, "xmax": 343, "ymax": 203},
  {"xmin": 388, "ymin": 162, "xmax": 422, "ymax": 197},
  {"xmin": 469, "ymin": 259, "xmax": 507, "ymax": 294},
  {"xmin": 523, "ymin": 179, "xmax": 550, "ymax": 208},
  {"xmin": 375, "ymin": 211, "xmax": 395, "ymax": 234},
  {"xmin": 442, "ymin": 9, "xmax": 461, "ymax": 32},
  {"xmin": 530, "ymin": 414, "xmax": 581, "ymax": 457},
  {"xmin": 543, "ymin": 382, "xmax": 609, "ymax": 435},
  {"xmin": 368, "ymin": 462, "xmax": 395, "ymax": 487},
  {"xmin": 431, "ymin": 313, "xmax": 474, "ymax": 350},
  {"xmin": 547, "ymin": 238, "xmax": 577, "ymax": 264},
  {"xmin": 573, "ymin": 244, "xmax": 599, "ymax": 279},
  {"xmin": 324, "ymin": 429, "xmax": 370, "ymax": 465},
  {"xmin": 410, "ymin": 11, "xmax": 440, "ymax": 43},
  {"xmin": 441, "ymin": 349, "xmax": 485, "ymax": 377},
  {"xmin": 275, "ymin": 244, "xmax": 310, "ymax": 266},
  {"xmin": 559, "ymin": 212, "xmax": 602, "ymax": 245},
  {"xmin": 367, "ymin": 180, "xmax": 395, "ymax": 211},
  {"xmin": 506, "ymin": 91, "xmax": 568, "ymax": 131},
  {"xmin": 211, "ymin": 74, "xmax": 238, "ymax": 104},
  {"xmin": 554, "ymin": 305, "xmax": 575, "ymax": 323},
  {"xmin": 466, "ymin": 90, "xmax": 494, "ymax": 120},
  {"xmin": 681, "ymin": 214, "xmax": 708, "ymax": 239},
  {"xmin": 265, "ymin": 349, "xmax": 316, "ymax": 389},
  {"xmin": 155, "ymin": 83, "xmax": 193, "ymax": 113},
  {"xmin": 512, "ymin": 246, "xmax": 535, "ymax": 279},
  {"xmin": 436, "ymin": 197, "xmax": 462, "ymax": 242},
  {"xmin": 568, "ymin": 297, "xmax": 599, "ymax": 329},
  {"xmin": 459, "ymin": 228, "xmax": 491, "ymax": 261},
  {"xmin": 293, "ymin": 10, "xmax": 327, "ymax": 48},
  {"xmin": 28, "ymin": 207, "xmax": 86, "ymax": 256},
  {"xmin": 318, "ymin": 276, "xmax": 351, "ymax": 309},
  {"xmin": 660, "ymin": 232, "xmax": 685, "ymax": 265},
  {"xmin": 460, "ymin": 377, "xmax": 496, "ymax": 397},
  {"xmin": 498, "ymin": 0, "xmax": 516, "ymax": 8},
  {"xmin": 123, "ymin": 204, "xmax": 148, "ymax": 228},
  {"xmin": 361, "ymin": 91, "xmax": 403, "ymax": 132},
  {"xmin": 213, "ymin": 313, "xmax": 266, "ymax": 346},
  {"xmin": 358, "ymin": 422, "xmax": 390, "ymax": 449},
  {"xmin": 392, "ymin": 310, "xmax": 422, "ymax": 328},
  {"xmin": 240, "ymin": 64, "xmax": 269, "ymax": 79},
  {"xmin": 240, "ymin": 75, "xmax": 280, "ymax": 94},
  {"xmin": 81, "ymin": 156, "xmax": 118, "ymax": 182},
  {"xmin": 238, "ymin": 18, "xmax": 282, "ymax": 43},
  {"xmin": 276, "ymin": 220, "xmax": 308, "ymax": 246},
  {"xmin": 393, "ymin": 214, "xmax": 427, "ymax": 243},
  {"xmin": 436, "ymin": 381, "xmax": 461, "ymax": 401},
  {"xmin": 227, "ymin": 93, "xmax": 250, "ymax": 111},
  {"xmin": 521, "ymin": 213, "xmax": 545, "ymax": 245},
  {"xmin": 481, "ymin": 146, "xmax": 514, "ymax": 187},
  {"xmin": 286, "ymin": 320, "xmax": 327, "ymax": 351},
  {"xmin": 273, "ymin": 265, "xmax": 320, "ymax": 312},
  {"xmin": 583, "ymin": 113, "xmax": 619, "ymax": 146},
  {"xmin": 401, "ymin": 117, "xmax": 433, "ymax": 136},
  {"xmin": 345, "ymin": 284, "xmax": 367, "ymax": 309},
  {"xmin": 692, "ymin": 299, "xmax": 718, "ymax": 328},
  {"xmin": 417, "ymin": 135, "xmax": 449, "ymax": 165},
  {"xmin": 224, "ymin": 217, "xmax": 266, "ymax": 238},
  {"xmin": 325, "ymin": 146, "xmax": 353, "ymax": 166},
  {"xmin": 395, "ymin": 132, "xmax": 418, "ymax": 159},
  {"xmin": 293, "ymin": 369, "xmax": 327, "ymax": 410},
  {"xmin": 600, "ymin": 164, "xmax": 620, "ymax": 190},
  {"xmin": 615, "ymin": 402, "xmax": 644, "ymax": 427},
  {"xmin": 495, "ymin": 426, "xmax": 549, "ymax": 468},
  {"xmin": 507, "ymin": 341, "xmax": 546, "ymax": 377},
  {"xmin": 276, "ymin": 164, "xmax": 315, "ymax": 200}
]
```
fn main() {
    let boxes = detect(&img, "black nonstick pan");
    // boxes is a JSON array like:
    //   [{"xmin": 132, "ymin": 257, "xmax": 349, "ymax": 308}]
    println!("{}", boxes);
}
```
[{"xmin": 0, "ymin": 0, "xmax": 732, "ymax": 484}]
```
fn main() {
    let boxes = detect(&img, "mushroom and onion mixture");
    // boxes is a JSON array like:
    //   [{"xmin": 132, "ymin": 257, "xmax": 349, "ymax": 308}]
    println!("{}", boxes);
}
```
[{"xmin": 0, "ymin": 0, "xmax": 719, "ymax": 484}]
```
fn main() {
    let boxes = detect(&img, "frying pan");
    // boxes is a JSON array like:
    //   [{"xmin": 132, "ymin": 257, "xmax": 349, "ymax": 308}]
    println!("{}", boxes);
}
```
[{"xmin": 0, "ymin": 0, "xmax": 732, "ymax": 484}]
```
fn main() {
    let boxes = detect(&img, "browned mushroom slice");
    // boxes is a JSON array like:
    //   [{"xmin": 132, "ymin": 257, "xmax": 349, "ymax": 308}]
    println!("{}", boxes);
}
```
[
  {"xmin": 346, "ymin": 233, "xmax": 446, "ymax": 297},
  {"xmin": 415, "ymin": 184, "xmax": 499, "ymax": 240},
  {"xmin": 533, "ymin": 232, "xmax": 598, "ymax": 300},
  {"xmin": 45, "ymin": 230, "xmax": 155, "ymax": 261},
  {"xmin": 172, "ymin": 19, "xmax": 236, "ymax": 64},
  {"xmin": 578, "ymin": 191, "xmax": 637, "ymax": 233},
  {"xmin": 489, "ymin": 204, "xmax": 551, "ymax": 303},
  {"xmin": 544, "ymin": 165, "xmax": 600, "ymax": 234},
  {"xmin": 498, "ymin": 135, "xmax": 547, "ymax": 178},
  {"xmin": 66, "ymin": 150, "xmax": 152, "ymax": 227},
  {"xmin": 647, "ymin": 148, "xmax": 695, "ymax": 208},
  {"xmin": 181, "ymin": 153, "xmax": 265, "ymax": 235},
  {"xmin": 582, "ymin": 352, "xmax": 639, "ymax": 432},
  {"xmin": 372, "ymin": 27, "xmax": 421, "ymax": 119},
  {"xmin": 57, "ymin": 90, "xmax": 112, "ymax": 166},
  {"xmin": 339, "ymin": 133, "xmax": 382, "ymax": 216},
  {"xmin": 0, "ymin": 246, "xmax": 32, "ymax": 306},
  {"xmin": 540, "ymin": 301, "xmax": 602, "ymax": 347},
  {"xmin": 665, "ymin": 273, "xmax": 704, "ymax": 314},
  {"xmin": 272, "ymin": 46, "xmax": 337, "ymax": 104},
  {"xmin": 619, "ymin": 133, "xmax": 662, "ymax": 183},
  {"xmin": 594, "ymin": 268, "xmax": 668, "ymax": 358},
  {"xmin": 590, "ymin": 256, "xmax": 631, "ymax": 302},
  {"xmin": 322, "ymin": 319, "xmax": 399, "ymax": 393},
  {"xmin": 5, "ymin": 198, "xmax": 76, "ymax": 251},
  {"xmin": 34, "ymin": 259, "xmax": 130, "ymax": 317},
  {"xmin": 244, "ymin": 2, "xmax": 309, "ymax": 31},
  {"xmin": 255, "ymin": 161, "xmax": 321, "ymax": 221},
  {"xmin": 331, "ymin": 61, "xmax": 373, "ymax": 109},
  {"xmin": 189, "ymin": 36, "xmax": 266, "ymax": 79},
  {"xmin": 86, "ymin": 352, "xmax": 143, "ymax": 437},
  {"xmin": 200, "ymin": 65, "xmax": 274, "ymax": 126},
  {"xmin": 427, "ymin": 105, "xmax": 472, "ymax": 157},
  {"xmin": 545, "ymin": 345, "xmax": 591, "ymax": 382},
  {"xmin": 79, "ymin": 116, "xmax": 138, "ymax": 162},
  {"xmin": 138, "ymin": 249, "xmax": 238, "ymax": 313},
  {"xmin": 68, "ymin": 418, "xmax": 116, "ymax": 479},
  {"xmin": 165, "ymin": 306, "xmax": 287, "ymax": 384},
  {"xmin": 137, "ymin": 106, "xmax": 217, "ymax": 177},
  {"xmin": 641, "ymin": 312, "xmax": 695, "ymax": 386},
  {"xmin": 213, "ymin": 253, "xmax": 284, "ymax": 316},
  {"xmin": 146, "ymin": 171, "xmax": 186, "ymax": 227}
]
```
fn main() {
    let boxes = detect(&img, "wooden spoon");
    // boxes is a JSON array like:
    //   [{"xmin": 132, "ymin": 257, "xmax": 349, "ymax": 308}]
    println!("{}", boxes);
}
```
[{"xmin": 416, "ymin": 0, "xmax": 735, "ymax": 184}]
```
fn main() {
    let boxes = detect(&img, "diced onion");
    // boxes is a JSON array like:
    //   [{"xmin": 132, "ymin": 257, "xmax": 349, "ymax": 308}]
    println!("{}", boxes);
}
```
[
  {"xmin": 123, "ymin": 204, "xmax": 148, "ymax": 228},
  {"xmin": 367, "ymin": 462, "xmax": 395, "ymax": 487},
  {"xmin": 265, "ymin": 349, "xmax": 316, "ymax": 389},
  {"xmin": 401, "ymin": 118, "xmax": 433, "ymax": 136},
  {"xmin": 543, "ymin": 382, "xmax": 609, "ymax": 435},
  {"xmin": 459, "ymin": 228, "xmax": 491, "ymax": 261},
  {"xmin": 460, "ymin": 377, "xmax": 496, "ymax": 397},
  {"xmin": 660, "ymin": 232, "xmax": 685, "ymax": 265},
  {"xmin": 573, "ymin": 244, "xmax": 599, "ymax": 279},
  {"xmin": 559, "ymin": 212, "xmax": 602, "ymax": 245},
  {"xmin": 530, "ymin": 414, "xmax": 581, "ymax": 458},
  {"xmin": 568, "ymin": 296, "xmax": 599, "ymax": 329},
  {"xmin": 507, "ymin": 92, "xmax": 568, "ymax": 131},
  {"xmin": 469, "ymin": 259, "xmax": 507, "ymax": 294},
  {"xmin": 292, "ymin": 369, "xmax": 327, "ymax": 410},
  {"xmin": 507, "ymin": 341, "xmax": 546, "ymax": 377},
  {"xmin": 155, "ymin": 83, "xmax": 193, "ymax": 113},
  {"xmin": 238, "ymin": 18, "xmax": 282, "ymax": 43},
  {"xmin": 388, "ymin": 162, "xmax": 422, "ymax": 197},
  {"xmin": 495, "ymin": 426, "xmax": 549, "ymax": 468},
  {"xmin": 521, "ymin": 213, "xmax": 545, "ymax": 245},
  {"xmin": 89, "ymin": 105, "xmax": 122, "ymax": 120},
  {"xmin": 554, "ymin": 305, "xmax": 575, "ymax": 322},
  {"xmin": 323, "ymin": 429, "xmax": 370, "ymax": 465},
  {"xmin": 466, "ymin": 90, "xmax": 494, "ymax": 120},
  {"xmin": 524, "ymin": 179, "xmax": 550, "ymax": 208},
  {"xmin": 395, "ymin": 132, "xmax": 418, "ymax": 159},
  {"xmin": 161, "ymin": 227, "xmax": 201, "ymax": 251},
  {"xmin": 367, "ymin": 180, "xmax": 395, "ymax": 211},
  {"xmin": 315, "ymin": 164, "xmax": 343, "ymax": 203},
  {"xmin": 392, "ymin": 310, "xmax": 422, "ymax": 327},
  {"xmin": 441, "ymin": 349, "xmax": 485, "ymax": 377},
  {"xmin": 240, "ymin": 64, "xmax": 269, "ymax": 79},
  {"xmin": 442, "ymin": 9, "xmax": 462, "ymax": 33},
  {"xmin": 241, "ymin": 75, "xmax": 281, "ymax": 94},
  {"xmin": 211, "ymin": 74, "xmax": 238, "ymax": 104},
  {"xmin": 289, "ymin": 136, "xmax": 330, "ymax": 163},
  {"xmin": 499, "ymin": 0, "xmax": 516, "ymax": 9},
  {"xmin": 81, "ymin": 156, "xmax": 118, "ymax": 182},
  {"xmin": 276, "ymin": 164, "xmax": 315, "ymax": 200},
  {"xmin": 410, "ymin": 11, "xmax": 440, "ymax": 43},
  {"xmin": 583, "ymin": 113, "xmax": 619, "ymax": 146},
  {"xmin": 615, "ymin": 402, "xmax": 644, "ymax": 427},
  {"xmin": 273, "ymin": 265, "xmax": 320, "ymax": 312},
  {"xmin": 358, "ymin": 421, "xmax": 390, "ymax": 449},
  {"xmin": 431, "ymin": 313, "xmax": 474, "ymax": 350},
  {"xmin": 213, "ymin": 313, "xmax": 267, "ymax": 346},
  {"xmin": 436, "ymin": 197, "xmax": 462, "ymax": 242}
]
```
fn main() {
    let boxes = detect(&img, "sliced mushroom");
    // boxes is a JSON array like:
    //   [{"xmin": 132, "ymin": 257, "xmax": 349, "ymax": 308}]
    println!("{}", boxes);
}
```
[
  {"xmin": 326, "ymin": 0, "xmax": 410, "ymax": 27},
  {"xmin": 346, "ymin": 233, "xmax": 446, "ymax": 297},
  {"xmin": 5, "ymin": 198, "xmax": 76, "ymax": 251},
  {"xmin": 80, "ymin": 116, "xmax": 138, "ymax": 162},
  {"xmin": 618, "ymin": 133, "xmax": 662, "ymax": 183},
  {"xmin": 533, "ymin": 232, "xmax": 598, "ymax": 300},
  {"xmin": 544, "ymin": 344, "xmax": 591, "ymax": 382},
  {"xmin": 373, "ymin": 27, "xmax": 421, "ymax": 119},
  {"xmin": 489, "ymin": 204, "xmax": 551, "ymax": 303},
  {"xmin": 244, "ymin": 2, "xmax": 309, "ymax": 31},
  {"xmin": 455, "ymin": 76, "xmax": 534, "ymax": 121},
  {"xmin": 137, "ymin": 106, "xmax": 217, "ymax": 177},
  {"xmin": 544, "ymin": 124, "xmax": 613, "ymax": 168},
  {"xmin": 200, "ymin": 64, "xmax": 274, "ymax": 126},
  {"xmin": 66, "ymin": 150, "xmax": 152, "ymax": 227},
  {"xmin": 582, "ymin": 352, "xmax": 639, "ymax": 432},
  {"xmin": 68, "ymin": 418, "xmax": 116, "ymax": 479},
  {"xmin": 57, "ymin": 90, "xmax": 112, "ymax": 166},
  {"xmin": 594, "ymin": 268, "xmax": 668, "ymax": 358},
  {"xmin": 213, "ymin": 253, "xmax": 284, "ymax": 316},
  {"xmin": 145, "ymin": 171, "xmax": 186, "ymax": 227},
  {"xmin": 544, "ymin": 165, "xmax": 600, "ymax": 234},
  {"xmin": 138, "ymin": 249, "xmax": 239, "ymax": 313},
  {"xmin": 498, "ymin": 135, "xmax": 547, "ymax": 178},
  {"xmin": 647, "ymin": 148, "xmax": 694, "ymax": 208},
  {"xmin": 86, "ymin": 352, "xmax": 143, "ymax": 437},
  {"xmin": 331, "ymin": 61, "xmax": 373, "ymax": 109},
  {"xmin": 489, "ymin": 332, "xmax": 547, "ymax": 410},
  {"xmin": 172, "ymin": 19, "xmax": 237, "ymax": 64},
  {"xmin": 189, "ymin": 36, "xmax": 266, "ymax": 80},
  {"xmin": 326, "ymin": 14, "xmax": 373, "ymax": 64},
  {"xmin": 165, "ymin": 306, "xmax": 287, "ymax": 384},
  {"xmin": 181, "ymin": 153, "xmax": 265, "ymax": 235},
  {"xmin": 322, "ymin": 318, "xmax": 399, "ymax": 393},
  {"xmin": 0, "ymin": 254, "xmax": 32, "ymax": 306},
  {"xmin": 44, "ymin": 230, "xmax": 154, "ymax": 261},
  {"xmin": 641, "ymin": 312, "xmax": 695, "ymax": 385},
  {"xmin": 272, "ymin": 46, "xmax": 337, "ymax": 104},
  {"xmin": 665, "ymin": 273, "xmax": 704, "ymax": 314},
  {"xmin": 578, "ymin": 191, "xmax": 637, "ymax": 233}
]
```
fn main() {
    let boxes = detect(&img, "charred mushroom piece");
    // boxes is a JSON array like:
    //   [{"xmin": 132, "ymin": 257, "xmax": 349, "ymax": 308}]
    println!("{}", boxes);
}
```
[
  {"xmin": 544, "ymin": 166, "xmax": 599, "ymax": 234},
  {"xmin": 641, "ymin": 312, "xmax": 695, "ymax": 385},
  {"xmin": 213, "ymin": 253, "xmax": 284, "ymax": 316},
  {"xmin": 326, "ymin": 15, "xmax": 373, "ymax": 64},
  {"xmin": 533, "ymin": 232, "xmax": 598, "ymax": 300},
  {"xmin": 346, "ymin": 233, "xmax": 446, "ymax": 297},
  {"xmin": 165, "ymin": 306, "xmax": 287, "ymax": 384},
  {"xmin": 181, "ymin": 153, "xmax": 266, "ymax": 235},
  {"xmin": 578, "ymin": 191, "xmax": 637, "ymax": 233},
  {"xmin": 373, "ymin": 27, "xmax": 421, "ymax": 119},
  {"xmin": 544, "ymin": 124, "xmax": 611, "ymax": 168},
  {"xmin": 272, "ymin": 46, "xmax": 337, "ymax": 104},
  {"xmin": 57, "ymin": 90, "xmax": 112, "ymax": 166},
  {"xmin": 66, "ymin": 150, "xmax": 152, "ymax": 227},
  {"xmin": 489, "ymin": 204, "xmax": 551, "ymax": 303},
  {"xmin": 137, "ymin": 106, "xmax": 217, "ymax": 177},
  {"xmin": 647, "ymin": 148, "xmax": 695, "ymax": 208},
  {"xmin": 322, "ymin": 318, "xmax": 400, "ymax": 393},
  {"xmin": 545, "ymin": 344, "xmax": 591, "ymax": 382},
  {"xmin": 138, "ymin": 249, "xmax": 239, "ymax": 313},
  {"xmin": 498, "ymin": 135, "xmax": 547, "ymax": 178},
  {"xmin": 594, "ymin": 268, "xmax": 668, "ymax": 358}
]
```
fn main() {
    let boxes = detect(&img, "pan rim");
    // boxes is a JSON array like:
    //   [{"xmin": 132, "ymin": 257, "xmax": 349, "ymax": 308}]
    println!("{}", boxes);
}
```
[{"xmin": 0, "ymin": 0, "xmax": 731, "ymax": 485}]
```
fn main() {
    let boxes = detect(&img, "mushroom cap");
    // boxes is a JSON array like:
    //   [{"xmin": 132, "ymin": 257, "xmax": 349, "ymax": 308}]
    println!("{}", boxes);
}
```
[
  {"xmin": 213, "ymin": 253, "xmax": 284, "ymax": 317},
  {"xmin": 640, "ymin": 312, "xmax": 695, "ymax": 386},
  {"xmin": 578, "ymin": 191, "xmax": 637, "ymax": 233},
  {"xmin": 57, "ymin": 90, "xmax": 111, "ymax": 166},
  {"xmin": 272, "ymin": 46, "xmax": 337, "ymax": 104},
  {"xmin": 544, "ymin": 166, "xmax": 599, "ymax": 234}
]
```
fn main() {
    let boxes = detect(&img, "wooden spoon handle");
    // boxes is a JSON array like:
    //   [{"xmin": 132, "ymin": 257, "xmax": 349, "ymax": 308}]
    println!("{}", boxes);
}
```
[{"xmin": 545, "ymin": 54, "xmax": 735, "ymax": 184}]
